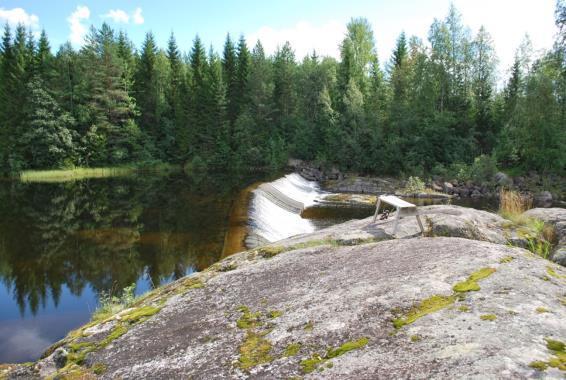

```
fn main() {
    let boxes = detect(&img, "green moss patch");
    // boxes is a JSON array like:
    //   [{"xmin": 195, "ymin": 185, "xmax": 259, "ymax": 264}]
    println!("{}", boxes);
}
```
[
  {"xmin": 529, "ymin": 361, "xmax": 549, "ymax": 371},
  {"xmin": 92, "ymin": 363, "xmax": 107, "ymax": 375},
  {"xmin": 410, "ymin": 335, "xmax": 422, "ymax": 342},
  {"xmin": 453, "ymin": 268, "xmax": 496, "ymax": 293},
  {"xmin": 300, "ymin": 353, "xmax": 325, "ymax": 374},
  {"xmin": 257, "ymin": 246, "xmax": 285, "ymax": 258},
  {"xmin": 458, "ymin": 305, "xmax": 471, "ymax": 312},
  {"xmin": 530, "ymin": 338, "xmax": 566, "ymax": 372},
  {"xmin": 304, "ymin": 321, "xmax": 314, "ymax": 331},
  {"xmin": 268, "ymin": 310, "xmax": 283, "ymax": 319},
  {"xmin": 238, "ymin": 331, "xmax": 273, "ymax": 370},
  {"xmin": 121, "ymin": 306, "xmax": 161, "ymax": 323},
  {"xmin": 284, "ymin": 342, "xmax": 302, "ymax": 357},
  {"xmin": 393, "ymin": 295, "xmax": 455, "ymax": 329},
  {"xmin": 547, "ymin": 266, "xmax": 566, "ymax": 280},
  {"xmin": 300, "ymin": 338, "xmax": 369, "ymax": 373},
  {"xmin": 99, "ymin": 324, "xmax": 128, "ymax": 347},
  {"xmin": 546, "ymin": 338, "xmax": 565, "ymax": 352},
  {"xmin": 536, "ymin": 307, "xmax": 550, "ymax": 314},
  {"xmin": 236, "ymin": 306, "xmax": 263, "ymax": 329},
  {"xmin": 480, "ymin": 314, "xmax": 497, "ymax": 321},
  {"xmin": 499, "ymin": 256, "xmax": 515, "ymax": 263}
]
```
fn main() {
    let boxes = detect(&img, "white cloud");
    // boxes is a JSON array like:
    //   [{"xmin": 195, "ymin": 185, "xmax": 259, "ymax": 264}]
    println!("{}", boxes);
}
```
[
  {"xmin": 0, "ymin": 7, "xmax": 39, "ymax": 29},
  {"xmin": 102, "ymin": 7, "xmax": 143, "ymax": 25},
  {"xmin": 104, "ymin": 9, "xmax": 130, "ymax": 24},
  {"xmin": 132, "ymin": 7, "xmax": 144, "ymax": 25},
  {"xmin": 67, "ymin": 5, "xmax": 90, "ymax": 46},
  {"xmin": 248, "ymin": 20, "xmax": 346, "ymax": 60}
]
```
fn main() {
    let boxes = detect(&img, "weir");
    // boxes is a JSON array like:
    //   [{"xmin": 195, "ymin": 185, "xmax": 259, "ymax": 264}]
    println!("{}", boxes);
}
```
[{"xmin": 247, "ymin": 174, "xmax": 324, "ymax": 246}]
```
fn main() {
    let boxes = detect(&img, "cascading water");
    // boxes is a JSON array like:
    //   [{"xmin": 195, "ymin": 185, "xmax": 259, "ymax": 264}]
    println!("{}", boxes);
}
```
[{"xmin": 247, "ymin": 173, "xmax": 324, "ymax": 245}]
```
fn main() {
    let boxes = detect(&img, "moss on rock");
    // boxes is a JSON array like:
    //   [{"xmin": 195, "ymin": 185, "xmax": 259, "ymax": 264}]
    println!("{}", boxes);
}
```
[
  {"xmin": 283, "ymin": 342, "xmax": 302, "ymax": 357},
  {"xmin": 393, "ymin": 295, "xmax": 455, "ymax": 329},
  {"xmin": 480, "ymin": 314, "xmax": 497, "ymax": 321},
  {"xmin": 300, "ymin": 338, "xmax": 369, "ymax": 373},
  {"xmin": 238, "ymin": 331, "xmax": 273, "ymax": 370},
  {"xmin": 236, "ymin": 306, "xmax": 263, "ymax": 329},
  {"xmin": 453, "ymin": 268, "xmax": 496, "ymax": 293}
]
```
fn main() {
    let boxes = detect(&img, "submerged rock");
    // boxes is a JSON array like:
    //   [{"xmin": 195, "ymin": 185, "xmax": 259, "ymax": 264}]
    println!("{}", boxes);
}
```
[{"xmin": 4, "ymin": 206, "xmax": 566, "ymax": 379}]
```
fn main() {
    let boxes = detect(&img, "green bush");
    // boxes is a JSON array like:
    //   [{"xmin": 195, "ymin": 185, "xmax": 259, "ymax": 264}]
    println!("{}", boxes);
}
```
[
  {"xmin": 470, "ymin": 155, "xmax": 498, "ymax": 183},
  {"xmin": 404, "ymin": 176, "xmax": 426, "ymax": 194}
]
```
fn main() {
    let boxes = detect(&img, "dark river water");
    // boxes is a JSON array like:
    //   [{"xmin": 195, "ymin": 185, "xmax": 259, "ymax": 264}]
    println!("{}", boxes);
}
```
[{"xmin": 0, "ymin": 172, "xmax": 263, "ymax": 363}]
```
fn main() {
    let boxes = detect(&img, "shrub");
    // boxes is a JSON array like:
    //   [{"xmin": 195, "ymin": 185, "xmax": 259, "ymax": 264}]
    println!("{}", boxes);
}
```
[
  {"xmin": 448, "ymin": 162, "xmax": 472, "ymax": 182},
  {"xmin": 470, "ymin": 155, "xmax": 498, "ymax": 183},
  {"xmin": 404, "ymin": 176, "xmax": 426, "ymax": 194},
  {"xmin": 93, "ymin": 283, "xmax": 137, "ymax": 321}
]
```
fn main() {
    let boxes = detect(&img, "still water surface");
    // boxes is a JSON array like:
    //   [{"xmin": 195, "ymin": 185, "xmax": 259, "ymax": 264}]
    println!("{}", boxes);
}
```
[{"xmin": 0, "ymin": 172, "xmax": 261, "ymax": 362}]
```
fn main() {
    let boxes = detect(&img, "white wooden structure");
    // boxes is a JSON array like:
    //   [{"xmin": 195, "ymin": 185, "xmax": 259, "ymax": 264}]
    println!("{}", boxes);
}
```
[{"xmin": 373, "ymin": 195, "xmax": 424, "ymax": 235}]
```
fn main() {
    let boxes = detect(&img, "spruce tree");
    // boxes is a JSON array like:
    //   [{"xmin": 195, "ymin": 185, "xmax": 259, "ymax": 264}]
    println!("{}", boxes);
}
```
[{"xmin": 222, "ymin": 34, "xmax": 238, "ymax": 125}]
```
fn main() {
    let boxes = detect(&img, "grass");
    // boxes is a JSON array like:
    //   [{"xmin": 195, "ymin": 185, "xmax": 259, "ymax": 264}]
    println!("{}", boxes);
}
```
[
  {"xmin": 19, "ymin": 163, "xmax": 178, "ymax": 183},
  {"xmin": 92, "ymin": 283, "xmax": 138, "ymax": 322},
  {"xmin": 499, "ymin": 189, "xmax": 533, "ymax": 223},
  {"xmin": 499, "ymin": 189, "xmax": 556, "ymax": 259}
]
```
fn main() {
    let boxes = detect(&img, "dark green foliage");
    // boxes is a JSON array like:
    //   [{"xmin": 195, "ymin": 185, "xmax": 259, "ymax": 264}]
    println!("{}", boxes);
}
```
[
  {"xmin": 0, "ymin": 4, "xmax": 564, "ymax": 176},
  {"xmin": 20, "ymin": 77, "xmax": 76, "ymax": 169}
]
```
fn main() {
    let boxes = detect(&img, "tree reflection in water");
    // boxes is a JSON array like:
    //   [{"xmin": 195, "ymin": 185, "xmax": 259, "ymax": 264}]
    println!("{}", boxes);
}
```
[{"xmin": 0, "ymin": 172, "xmax": 249, "ymax": 317}]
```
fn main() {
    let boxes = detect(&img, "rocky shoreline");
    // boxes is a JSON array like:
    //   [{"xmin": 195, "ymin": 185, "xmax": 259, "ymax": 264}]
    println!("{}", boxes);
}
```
[
  {"xmin": 2, "ymin": 205, "xmax": 565, "ymax": 379},
  {"xmin": 288, "ymin": 159, "xmax": 564, "ymax": 206}
]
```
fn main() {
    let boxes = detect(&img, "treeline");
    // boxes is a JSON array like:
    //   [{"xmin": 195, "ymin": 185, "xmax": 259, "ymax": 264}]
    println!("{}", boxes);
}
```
[{"xmin": 0, "ymin": 3, "xmax": 564, "ymax": 176}]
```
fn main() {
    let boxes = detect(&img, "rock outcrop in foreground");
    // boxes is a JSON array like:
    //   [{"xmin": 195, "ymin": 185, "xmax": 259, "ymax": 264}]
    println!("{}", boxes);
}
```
[{"xmin": 2, "ymin": 206, "xmax": 565, "ymax": 379}]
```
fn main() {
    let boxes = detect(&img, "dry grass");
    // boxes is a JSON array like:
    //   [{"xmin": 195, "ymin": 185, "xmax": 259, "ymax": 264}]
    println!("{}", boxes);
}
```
[{"xmin": 499, "ymin": 189, "xmax": 533, "ymax": 223}]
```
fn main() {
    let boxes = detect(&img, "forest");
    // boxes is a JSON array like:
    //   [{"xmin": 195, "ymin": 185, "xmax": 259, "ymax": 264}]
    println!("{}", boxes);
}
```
[{"xmin": 0, "ymin": 3, "xmax": 564, "ymax": 177}]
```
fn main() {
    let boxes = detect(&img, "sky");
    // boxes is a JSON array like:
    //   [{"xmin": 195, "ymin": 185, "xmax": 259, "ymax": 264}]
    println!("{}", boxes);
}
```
[{"xmin": 0, "ymin": 0, "xmax": 559, "ymax": 79}]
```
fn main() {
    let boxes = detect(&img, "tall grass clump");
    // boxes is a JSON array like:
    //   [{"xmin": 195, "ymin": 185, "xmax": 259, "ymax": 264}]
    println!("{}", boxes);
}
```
[
  {"xmin": 499, "ymin": 189, "xmax": 533, "ymax": 223},
  {"xmin": 92, "ymin": 283, "xmax": 137, "ymax": 322},
  {"xmin": 500, "ymin": 189, "xmax": 556, "ymax": 259}
]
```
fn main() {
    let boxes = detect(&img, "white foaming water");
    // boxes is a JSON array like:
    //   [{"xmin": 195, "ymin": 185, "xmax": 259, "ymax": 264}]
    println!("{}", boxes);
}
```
[{"xmin": 248, "ymin": 174, "xmax": 323, "ymax": 243}]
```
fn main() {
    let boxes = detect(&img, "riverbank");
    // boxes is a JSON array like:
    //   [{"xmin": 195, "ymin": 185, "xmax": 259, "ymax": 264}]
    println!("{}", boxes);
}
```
[
  {"xmin": 17, "ymin": 163, "xmax": 179, "ymax": 183},
  {"xmin": 4, "ymin": 205, "xmax": 565, "ymax": 379},
  {"xmin": 288, "ymin": 159, "xmax": 565, "ymax": 206}
]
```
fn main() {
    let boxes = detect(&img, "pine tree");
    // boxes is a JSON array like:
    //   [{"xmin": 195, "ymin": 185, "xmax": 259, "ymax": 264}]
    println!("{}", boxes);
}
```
[
  {"xmin": 188, "ymin": 35, "xmax": 208, "ymax": 158},
  {"xmin": 248, "ymin": 41, "xmax": 274, "ymax": 136},
  {"xmin": 165, "ymin": 33, "xmax": 188, "ymax": 162},
  {"xmin": 235, "ymin": 35, "xmax": 251, "ymax": 115},
  {"xmin": 222, "ymin": 34, "xmax": 238, "ymax": 125},
  {"xmin": 134, "ymin": 32, "xmax": 159, "ymax": 142},
  {"xmin": 273, "ymin": 41, "xmax": 296, "ymax": 138}
]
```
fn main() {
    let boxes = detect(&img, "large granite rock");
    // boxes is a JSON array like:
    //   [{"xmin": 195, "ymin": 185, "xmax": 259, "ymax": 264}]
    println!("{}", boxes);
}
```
[{"xmin": 9, "ymin": 206, "xmax": 565, "ymax": 379}]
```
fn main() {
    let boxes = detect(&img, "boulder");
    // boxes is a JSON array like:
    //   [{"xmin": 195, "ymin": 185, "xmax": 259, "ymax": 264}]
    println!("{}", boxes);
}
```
[
  {"xmin": 534, "ymin": 191, "xmax": 553, "ymax": 207},
  {"xmin": 471, "ymin": 189, "xmax": 482, "ymax": 198},
  {"xmin": 494, "ymin": 172, "xmax": 513, "ymax": 186},
  {"xmin": 432, "ymin": 182, "xmax": 443, "ymax": 192}
]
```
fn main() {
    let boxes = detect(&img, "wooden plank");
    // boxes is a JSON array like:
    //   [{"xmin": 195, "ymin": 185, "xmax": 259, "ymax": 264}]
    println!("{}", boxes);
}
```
[{"xmin": 379, "ymin": 195, "xmax": 415, "ymax": 208}]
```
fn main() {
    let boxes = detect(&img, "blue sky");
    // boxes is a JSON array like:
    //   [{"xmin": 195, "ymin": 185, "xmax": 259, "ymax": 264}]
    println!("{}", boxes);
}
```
[{"xmin": 0, "ymin": 0, "xmax": 558, "ymax": 77}]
